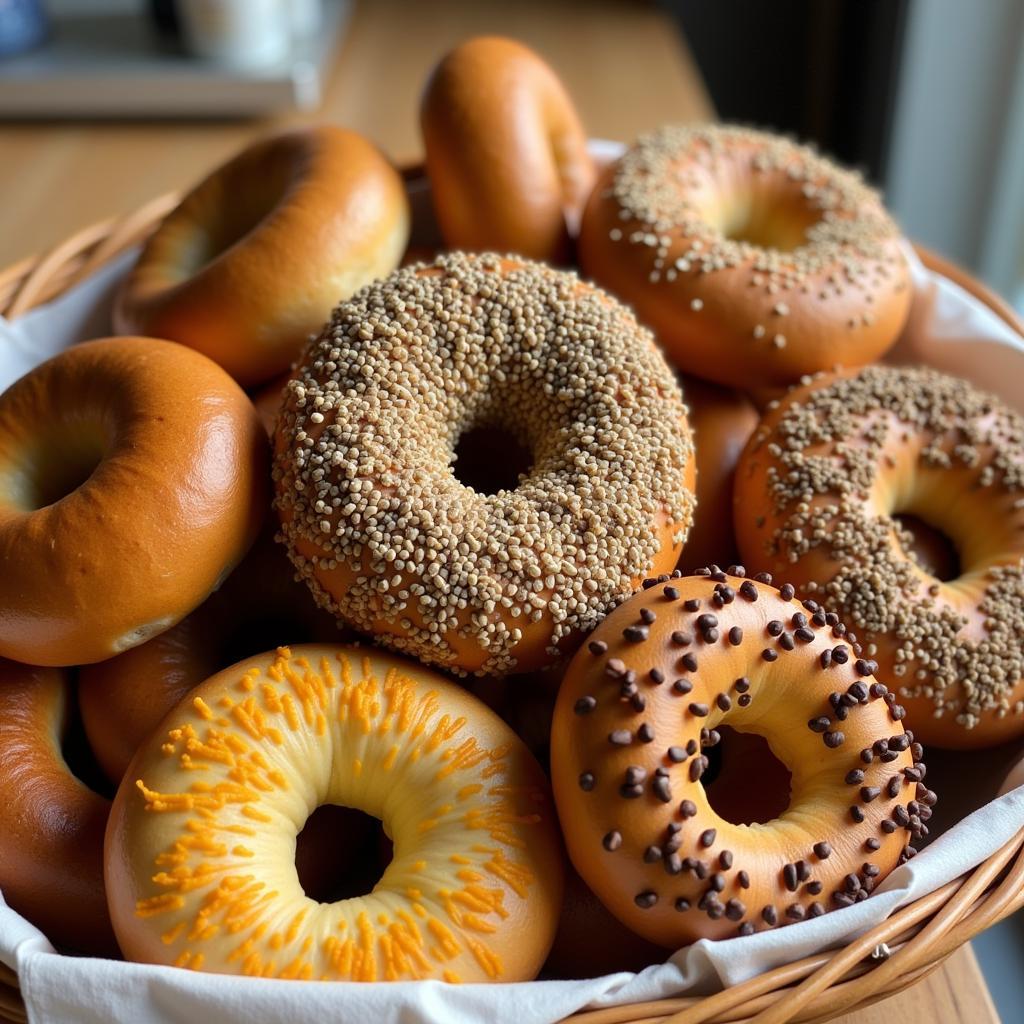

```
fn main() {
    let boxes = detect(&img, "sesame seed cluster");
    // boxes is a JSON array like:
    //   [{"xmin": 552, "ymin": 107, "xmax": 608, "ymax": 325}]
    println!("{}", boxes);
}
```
[
  {"xmin": 744, "ymin": 365, "xmax": 1024, "ymax": 730},
  {"xmin": 555, "ymin": 568, "xmax": 929, "ymax": 942},
  {"xmin": 273, "ymin": 252, "xmax": 695, "ymax": 675},
  {"xmin": 604, "ymin": 123, "xmax": 904, "ymax": 304}
]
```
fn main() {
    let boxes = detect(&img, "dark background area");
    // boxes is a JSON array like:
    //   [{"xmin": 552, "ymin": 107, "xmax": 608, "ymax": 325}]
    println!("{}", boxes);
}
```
[{"xmin": 661, "ymin": 0, "xmax": 909, "ymax": 184}]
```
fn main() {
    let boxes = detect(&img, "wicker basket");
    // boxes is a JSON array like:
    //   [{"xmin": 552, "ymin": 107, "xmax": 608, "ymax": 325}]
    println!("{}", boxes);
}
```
[{"xmin": 2, "ymin": 188, "xmax": 1024, "ymax": 1024}]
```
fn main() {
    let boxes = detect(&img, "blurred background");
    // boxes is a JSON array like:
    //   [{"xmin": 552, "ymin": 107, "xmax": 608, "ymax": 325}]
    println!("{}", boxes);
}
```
[
  {"xmin": 1, "ymin": 0, "xmax": 1023, "ymax": 1016},
  {"xmin": 1, "ymin": 0, "xmax": 1023, "ymax": 314}
]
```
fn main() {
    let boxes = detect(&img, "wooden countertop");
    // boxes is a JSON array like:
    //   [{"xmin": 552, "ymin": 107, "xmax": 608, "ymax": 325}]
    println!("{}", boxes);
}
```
[
  {"xmin": 0, "ymin": 2, "xmax": 1002, "ymax": 1021},
  {"xmin": 0, "ymin": 0, "xmax": 713, "ymax": 269}
]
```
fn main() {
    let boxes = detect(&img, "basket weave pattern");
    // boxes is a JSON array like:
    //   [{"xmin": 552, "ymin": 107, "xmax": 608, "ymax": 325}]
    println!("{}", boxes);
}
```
[{"xmin": 1, "ymin": 202, "xmax": 1024, "ymax": 1024}]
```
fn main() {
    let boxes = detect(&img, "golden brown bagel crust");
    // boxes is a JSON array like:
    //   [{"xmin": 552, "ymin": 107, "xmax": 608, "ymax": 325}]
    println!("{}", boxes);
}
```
[
  {"xmin": 115, "ymin": 127, "xmax": 410, "ymax": 387},
  {"xmin": 273, "ymin": 253, "xmax": 696, "ymax": 676},
  {"xmin": 734, "ymin": 366, "xmax": 1024, "ymax": 750},
  {"xmin": 105, "ymin": 644, "xmax": 564, "ymax": 982},
  {"xmin": 579, "ymin": 125, "xmax": 911, "ymax": 389},
  {"xmin": 78, "ymin": 531, "xmax": 345, "ymax": 783},
  {"xmin": 0, "ymin": 660, "xmax": 116, "ymax": 955},
  {"xmin": 551, "ymin": 570, "xmax": 929, "ymax": 947},
  {"xmin": 421, "ymin": 36, "xmax": 596, "ymax": 263},
  {"xmin": 0, "ymin": 337, "xmax": 267, "ymax": 667},
  {"xmin": 678, "ymin": 376, "xmax": 760, "ymax": 572}
]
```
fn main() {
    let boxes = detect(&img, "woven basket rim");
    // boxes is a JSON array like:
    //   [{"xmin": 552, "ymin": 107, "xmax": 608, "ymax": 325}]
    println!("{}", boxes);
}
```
[{"xmin": 1, "ymin": 186, "xmax": 1024, "ymax": 1024}]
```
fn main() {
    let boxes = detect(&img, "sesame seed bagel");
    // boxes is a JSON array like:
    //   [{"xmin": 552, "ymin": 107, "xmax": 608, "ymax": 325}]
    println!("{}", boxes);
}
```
[
  {"xmin": 273, "ymin": 253, "xmax": 696, "ymax": 676},
  {"xmin": 0, "ymin": 659, "xmax": 117, "ymax": 955},
  {"xmin": 551, "ymin": 569, "xmax": 930, "ymax": 947},
  {"xmin": 0, "ymin": 337, "xmax": 267, "ymax": 667},
  {"xmin": 79, "ymin": 531, "xmax": 345, "ymax": 784},
  {"xmin": 679, "ymin": 375, "xmax": 760, "ymax": 572},
  {"xmin": 115, "ymin": 127, "xmax": 410, "ymax": 388},
  {"xmin": 105, "ymin": 644, "xmax": 564, "ymax": 982},
  {"xmin": 735, "ymin": 366, "xmax": 1024, "ymax": 750},
  {"xmin": 421, "ymin": 37, "xmax": 596, "ymax": 263},
  {"xmin": 579, "ymin": 125, "xmax": 912, "ymax": 390}
]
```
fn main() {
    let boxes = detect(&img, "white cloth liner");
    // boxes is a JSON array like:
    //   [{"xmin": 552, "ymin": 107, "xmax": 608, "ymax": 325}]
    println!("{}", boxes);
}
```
[{"xmin": 2, "ymin": 241, "xmax": 1024, "ymax": 1024}]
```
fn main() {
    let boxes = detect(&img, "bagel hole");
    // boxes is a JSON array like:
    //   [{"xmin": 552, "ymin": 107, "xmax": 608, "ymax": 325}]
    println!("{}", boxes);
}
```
[
  {"xmin": 62, "ymin": 675, "xmax": 117, "ymax": 800},
  {"xmin": 295, "ymin": 805, "xmax": 392, "ymax": 904},
  {"xmin": 701, "ymin": 726, "xmax": 791, "ymax": 825},
  {"xmin": 452, "ymin": 424, "xmax": 533, "ymax": 494},
  {"xmin": 893, "ymin": 513, "xmax": 961, "ymax": 582},
  {"xmin": 717, "ymin": 199, "xmax": 816, "ymax": 253},
  {"xmin": 14, "ymin": 430, "xmax": 106, "ymax": 511}
]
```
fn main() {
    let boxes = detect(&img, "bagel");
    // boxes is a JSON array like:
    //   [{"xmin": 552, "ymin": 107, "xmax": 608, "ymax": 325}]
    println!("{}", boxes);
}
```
[
  {"xmin": 734, "ymin": 365, "xmax": 1024, "ymax": 749},
  {"xmin": 0, "ymin": 660, "xmax": 116, "ymax": 955},
  {"xmin": 115, "ymin": 127, "xmax": 410, "ymax": 387},
  {"xmin": 551, "ymin": 568, "xmax": 930, "ymax": 946},
  {"xmin": 273, "ymin": 252, "xmax": 695, "ymax": 675},
  {"xmin": 579, "ymin": 124, "xmax": 911, "ymax": 390},
  {"xmin": 105, "ymin": 644, "xmax": 565, "ymax": 982},
  {"xmin": 421, "ymin": 37, "xmax": 596, "ymax": 263},
  {"xmin": 0, "ymin": 337, "xmax": 266, "ymax": 666}
]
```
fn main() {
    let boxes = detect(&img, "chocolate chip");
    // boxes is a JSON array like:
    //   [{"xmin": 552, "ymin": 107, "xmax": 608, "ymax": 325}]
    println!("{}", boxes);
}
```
[
  {"xmin": 806, "ymin": 881, "xmax": 823, "ymax": 896},
  {"xmin": 697, "ymin": 613, "xmax": 718, "ymax": 631},
  {"xmin": 808, "ymin": 717, "xmax": 831, "ymax": 733},
  {"xmin": 638, "ymin": 723, "xmax": 655, "ymax": 743},
  {"xmin": 738, "ymin": 870, "xmax": 750, "ymax": 888},
  {"xmin": 725, "ymin": 899, "xmax": 746, "ymax": 921},
  {"xmin": 643, "ymin": 845, "xmax": 662, "ymax": 863},
  {"xmin": 672, "ymin": 678, "xmax": 693, "ymax": 695},
  {"xmin": 671, "ymin": 630, "xmax": 693, "ymax": 647},
  {"xmin": 780, "ymin": 583, "xmax": 795, "ymax": 600},
  {"xmin": 689, "ymin": 757, "xmax": 707, "ymax": 781},
  {"xmin": 820, "ymin": 649, "xmax": 832, "ymax": 669},
  {"xmin": 794, "ymin": 627, "xmax": 815, "ymax": 643},
  {"xmin": 640, "ymin": 608, "xmax": 657, "ymax": 625},
  {"xmin": 709, "ymin": 873, "xmax": 726, "ymax": 893},
  {"xmin": 609, "ymin": 730, "xmax": 632, "ymax": 746},
  {"xmin": 786, "ymin": 904, "xmax": 806, "ymax": 921},
  {"xmin": 813, "ymin": 841, "xmax": 832, "ymax": 859},
  {"xmin": 667, "ymin": 745, "xmax": 687, "ymax": 763},
  {"xmin": 716, "ymin": 693, "xmax": 732, "ymax": 711},
  {"xmin": 762, "ymin": 648, "xmax": 778, "ymax": 662},
  {"xmin": 738, "ymin": 694, "xmax": 752, "ymax": 707},
  {"xmin": 719, "ymin": 850, "xmax": 733, "ymax": 869},
  {"xmin": 700, "ymin": 828, "xmax": 716, "ymax": 848},
  {"xmin": 865, "ymin": 838, "xmax": 881, "ymax": 851},
  {"xmin": 680, "ymin": 799, "xmax": 697, "ymax": 818},
  {"xmin": 653, "ymin": 776, "xmax": 672, "ymax": 803},
  {"xmin": 619, "ymin": 783, "xmax": 644, "ymax": 799},
  {"xmin": 574, "ymin": 696, "xmax": 597, "ymax": 715},
  {"xmin": 824, "ymin": 730, "xmax": 845, "ymax": 748},
  {"xmin": 625, "ymin": 765, "xmax": 647, "ymax": 785},
  {"xmin": 762, "ymin": 905, "xmax": 778, "ymax": 926},
  {"xmin": 845, "ymin": 769, "xmax": 864, "ymax": 785},
  {"xmin": 602, "ymin": 830, "xmax": 622, "ymax": 851},
  {"xmin": 767, "ymin": 620, "xmax": 784, "ymax": 637},
  {"xmin": 689, "ymin": 702, "xmax": 710, "ymax": 717},
  {"xmin": 683, "ymin": 599, "xmax": 701, "ymax": 612},
  {"xmin": 887, "ymin": 776, "xmax": 902, "ymax": 798},
  {"xmin": 588, "ymin": 640, "xmax": 608, "ymax": 656},
  {"xmin": 860, "ymin": 786, "xmax": 881, "ymax": 803},
  {"xmin": 635, "ymin": 891, "xmax": 658, "ymax": 909},
  {"xmin": 674, "ymin": 898, "xmax": 690, "ymax": 912},
  {"xmin": 606, "ymin": 658, "xmax": 626, "ymax": 677},
  {"xmin": 624, "ymin": 625, "xmax": 648, "ymax": 643},
  {"xmin": 739, "ymin": 580, "xmax": 759, "ymax": 601},
  {"xmin": 808, "ymin": 902, "xmax": 825, "ymax": 918},
  {"xmin": 783, "ymin": 863, "xmax": 798, "ymax": 891},
  {"xmin": 681, "ymin": 653, "xmax": 699, "ymax": 672},
  {"xmin": 648, "ymin": 668, "xmax": 665, "ymax": 685},
  {"xmin": 850, "ymin": 805, "xmax": 865, "ymax": 823},
  {"xmin": 579, "ymin": 772, "xmax": 595, "ymax": 791},
  {"xmin": 728, "ymin": 626, "xmax": 744, "ymax": 646}
]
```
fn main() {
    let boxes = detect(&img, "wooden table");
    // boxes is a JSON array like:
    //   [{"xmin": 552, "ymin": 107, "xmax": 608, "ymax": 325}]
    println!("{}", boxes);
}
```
[{"xmin": 0, "ymin": 2, "xmax": 1003, "ymax": 1021}]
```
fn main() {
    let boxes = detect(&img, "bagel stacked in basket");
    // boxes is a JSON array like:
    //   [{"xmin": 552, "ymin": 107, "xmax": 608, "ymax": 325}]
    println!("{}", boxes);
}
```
[{"xmin": 0, "ymin": 34, "xmax": 1020, "ymax": 985}]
